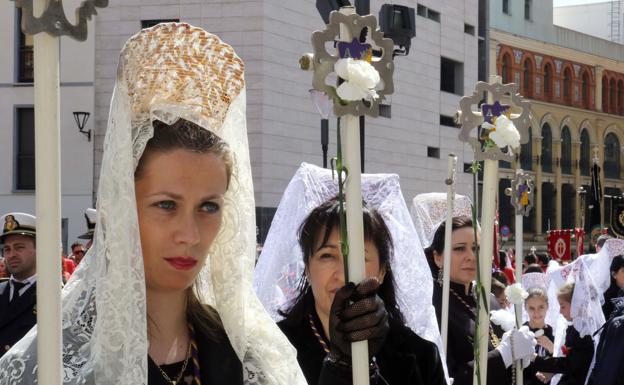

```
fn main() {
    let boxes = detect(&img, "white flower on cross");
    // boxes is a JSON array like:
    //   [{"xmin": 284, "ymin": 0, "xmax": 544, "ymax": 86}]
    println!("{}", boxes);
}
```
[
  {"xmin": 482, "ymin": 115, "xmax": 521, "ymax": 150},
  {"xmin": 334, "ymin": 58, "xmax": 380, "ymax": 102}
]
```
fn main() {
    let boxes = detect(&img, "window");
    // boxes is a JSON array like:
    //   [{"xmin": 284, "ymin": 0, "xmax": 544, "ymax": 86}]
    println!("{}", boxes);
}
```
[
  {"xmin": 16, "ymin": 8, "xmax": 33, "ymax": 83},
  {"xmin": 618, "ymin": 80, "xmax": 624, "ymax": 115},
  {"xmin": 440, "ymin": 115, "xmax": 457, "ymax": 127},
  {"xmin": 603, "ymin": 77, "xmax": 609, "ymax": 113},
  {"xmin": 427, "ymin": 8, "xmax": 440, "ymax": 22},
  {"xmin": 544, "ymin": 63, "xmax": 553, "ymax": 101},
  {"xmin": 427, "ymin": 146, "xmax": 440, "ymax": 158},
  {"xmin": 501, "ymin": 54, "xmax": 512, "ymax": 84},
  {"xmin": 610, "ymin": 78, "xmax": 616, "ymax": 112},
  {"xmin": 522, "ymin": 59, "xmax": 533, "ymax": 97},
  {"xmin": 604, "ymin": 133, "xmax": 620, "ymax": 179},
  {"xmin": 524, "ymin": 0, "xmax": 532, "ymax": 20},
  {"xmin": 520, "ymin": 126, "xmax": 533, "ymax": 170},
  {"xmin": 580, "ymin": 130, "xmax": 590, "ymax": 176},
  {"xmin": 440, "ymin": 57, "xmax": 464, "ymax": 95},
  {"xmin": 15, "ymin": 108, "xmax": 35, "ymax": 190},
  {"xmin": 503, "ymin": 0, "xmax": 511, "ymax": 15},
  {"xmin": 464, "ymin": 23, "xmax": 475, "ymax": 35},
  {"xmin": 417, "ymin": 4, "xmax": 427, "ymax": 17},
  {"xmin": 141, "ymin": 19, "xmax": 179, "ymax": 29},
  {"xmin": 541, "ymin": 123, "xmax": 552, "ymax": 173},
  {"xmin": 561, "ymin": 126, "xmax": 572, "ymax": 174},
  {"xmin": 563, "ymin": 67, "xmax": 572, "ymax": 104},
  {"xmin": 542, "ymin": 182, "xmax": 556, "ymax": 232},
  {"xmin": 581, "ymin": 71, "xmax": 590, "ymax": 109},
  {"xmin": 562, "ymin": 184, "xmax": 576, "ymax": 229}
]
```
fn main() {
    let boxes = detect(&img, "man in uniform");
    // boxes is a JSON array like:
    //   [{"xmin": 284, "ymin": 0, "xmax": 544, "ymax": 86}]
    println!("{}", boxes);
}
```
[{"xmin": 0, "ymin": 212, "xmax": 37, "ymax": 357}]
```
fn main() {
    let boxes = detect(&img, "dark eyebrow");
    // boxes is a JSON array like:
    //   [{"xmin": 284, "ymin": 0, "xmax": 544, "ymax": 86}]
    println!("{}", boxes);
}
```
[
  {"xmin": 148, "ymin": 192, "xmax": 224, "ymax": 201},
  {"xmin": 315, "ymin": 244, "xmax": 339, "ymax": 253}
]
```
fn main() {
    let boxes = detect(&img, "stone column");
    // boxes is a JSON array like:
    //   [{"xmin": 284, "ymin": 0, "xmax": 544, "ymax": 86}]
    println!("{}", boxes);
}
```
[
  {"xmin": 594, "ymin": 66, "xmax": 604, "ymax": 111},
  {"xmin": 573, "ymin": 141, "xmax": 582, "ymax": 228},
  {"xmin": 535, "ymin": 136, "xmax": 544, "ymax": 239},
  {"xmin": 490, "ymin": 39, "xmax": 499, "ymax": 81},
  {"xmin": 555, "ymin": 139, "xmax": 563, "ymax": 229}
]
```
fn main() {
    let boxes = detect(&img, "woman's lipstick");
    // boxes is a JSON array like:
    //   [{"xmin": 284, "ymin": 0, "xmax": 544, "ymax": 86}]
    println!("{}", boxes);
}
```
[{"xmin": 164, "ymin": 256, "xmax": 197, "ymax": 270}]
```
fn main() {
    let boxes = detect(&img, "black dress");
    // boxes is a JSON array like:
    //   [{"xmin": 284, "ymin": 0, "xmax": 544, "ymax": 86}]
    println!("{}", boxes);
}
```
[
  {"xmin": 278, "ymin": 309, "xmax": 447, "ymax": 385},
  {"xmin": 432, "ymin": 281, "xmax": 510, "ymax": 385},
  {"xmin": 522, "ymin": 323, "xmax": 554, "ymax": 385},
  {"xmin": 531, "ymin": 325, "xmax": 594, "ymax": 385},
  {"xmin": 148, "ymin": 322, "xmax": 243, "ymax": 385},
  {"xmin": 590, "ymin": 296, "xmax": 624, "ymax": 385}
]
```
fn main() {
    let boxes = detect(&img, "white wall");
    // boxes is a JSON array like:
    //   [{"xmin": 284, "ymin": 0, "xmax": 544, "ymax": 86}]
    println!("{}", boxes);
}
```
[
  {"xmin": 0, "ymin": 2, "xmax": 95, "ymax": 248},
  {"xmin": 554, "ymin": 2, "xmax": 612, "ymax": 42},
  {"xmin": 93, "ymin": 0, "xmax": 480, "ymax": 210},
  {"xmin": 490, "ymin": 0, "xmax": 555, "ymax": 42}
]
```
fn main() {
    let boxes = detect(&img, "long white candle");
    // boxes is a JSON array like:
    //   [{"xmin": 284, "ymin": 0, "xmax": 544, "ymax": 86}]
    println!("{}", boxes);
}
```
[
  {"xmin": 33, "ymin": 0, "xmax": 63, "ymax": 383},
  {"xmin": 441, "ymin": 154, "xmax": 457, "ymax": 353},
  {"xmin": 342, "ymin": 113, "xmax": 369, "ymax": 385},
  {"xmin": 515, "ymin": 212, "xmax": 524, "ymax": 385},
  {"xmin": 474, "ymin": 158, "xmax": 497, "ymax": 385}
]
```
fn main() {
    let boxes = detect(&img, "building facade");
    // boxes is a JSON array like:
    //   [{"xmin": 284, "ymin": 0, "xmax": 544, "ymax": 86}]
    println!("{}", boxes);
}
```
[
  {"xmin": 91, "ymin": 0, "xmax": 481, "ymax": 241},
  {"xmin": 490, "ymin": 0, "xmax": 624, "ymax": 239},
  {"xmin": 554, "ymin": 2, "xmax": 622, "ymax": 43},
  {"xmin": 0, "ymin": 3, "xmax": 95, "ymax": 249}
]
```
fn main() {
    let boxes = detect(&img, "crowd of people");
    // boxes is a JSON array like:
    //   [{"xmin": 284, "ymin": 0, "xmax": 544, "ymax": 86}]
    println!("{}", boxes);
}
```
[{"xmin": 0, "ymin": 22, "xmax": 622, "ymax": 385}]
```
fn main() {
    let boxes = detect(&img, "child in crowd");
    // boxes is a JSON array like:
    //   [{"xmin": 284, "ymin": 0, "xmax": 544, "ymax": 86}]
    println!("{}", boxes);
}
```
[
  {"xmin": 523, "ymin": 288, "xmax": 554, "ymax": 385},
  {"xmin": 531, "ymin": 283, "xmax": 595, "ymax": 385}
]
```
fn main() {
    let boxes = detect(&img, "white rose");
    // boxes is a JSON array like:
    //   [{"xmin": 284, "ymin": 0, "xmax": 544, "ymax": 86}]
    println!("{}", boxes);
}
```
[
  {"xmin": 483, "ymin": 115, "xmax": 520, "ymax": 149},
  {"xmin": 505, "ymin": 283, "xmax": 529, "ymax": 305},
  {"xmin": 490, "ymin": 309, "xmax": 516, "ymax": 332},
  {"xmin": 334, "ymin": 58, "xmax": 380, "ymax": 101},
  {"xmin": 534, "ymin": 329, "xmax": 544, "ymax": 338}
]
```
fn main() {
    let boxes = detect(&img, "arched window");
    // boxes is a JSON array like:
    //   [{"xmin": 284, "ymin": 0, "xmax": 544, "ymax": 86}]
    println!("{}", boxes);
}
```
[
  {"xmin": 521, "ymin": 126, "xmax": 533, "ymax": 170},
  {"xmin": 542, "ymin": 123, "xmax": 553, "ymax": 173},
  {"xmin": 610, "ymin": 78, "xmax": 616, "ymax": 112},
  {"xmin": 542, "ymin": 182, "xmax": 556, "ymax": 232},
  {"xmin": 523, "ymin": 59, "xmax": 533, "ymax": 97},
  {"xmin": 562, "ymin": 184, "xmax": 576, "ymax": 230},
  {"xmin": 502, "ymin": 54, "xmax": 512, "ymax": 84},
  {"xmin": 561, "ymin": 126, "xmax": 572, "ymax": 174},
  {"xmin": 603, "ymin": 77, "xmax": 609, "ymax": 113},
  {"xmin": 618, "ymin": 80, "xmax": 624, "ymax": 115},
  {"xmin": 581, "ymin": 71, "xmax": 590, "ymax": 109},
  {"xmin": 563, "ymin": 67, "xmax": 573, "ymax": 104},
  {"xmin": 604, "ymin": 133, "xmax": 620, "ymax": 179},
  {"xmin": 580, "ymin": 130, "xmax": 590, "ymax": 176},
  {"xmin": 544, "ymin": 63, "xmax": 553, "ymax": 101}
]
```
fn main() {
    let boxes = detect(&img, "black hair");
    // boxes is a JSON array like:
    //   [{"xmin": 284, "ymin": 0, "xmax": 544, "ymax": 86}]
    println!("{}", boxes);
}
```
[
  {"xmin": 424, "ymin": 215, "xmax": 474, "ymax": 278},
  {"xmin": 279, "ymin": 198, "xmax": 404, "ymax": 327},
  {"xmin": 524, "ymin": 254, "xmax": 537, "ymax": 265}
]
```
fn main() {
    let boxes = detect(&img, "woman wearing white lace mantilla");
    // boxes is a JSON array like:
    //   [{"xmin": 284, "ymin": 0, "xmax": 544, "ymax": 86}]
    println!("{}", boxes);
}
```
[
  {"xmin": 0, "ymin": 23, "xmax": 306, "ymax": 385},
  {"xmin": 254, "ymin": 163, "xmax": 448, "ymax": 385}
]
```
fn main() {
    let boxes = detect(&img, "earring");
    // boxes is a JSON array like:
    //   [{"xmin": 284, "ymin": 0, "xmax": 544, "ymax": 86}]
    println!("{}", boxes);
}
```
[{"xmin": 437, "ymin": 265, "xmax": 444, "ymax": 286}]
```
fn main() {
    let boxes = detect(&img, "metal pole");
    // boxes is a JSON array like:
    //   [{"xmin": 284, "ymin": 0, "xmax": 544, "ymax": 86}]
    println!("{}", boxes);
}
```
[
  {"xmin": 360, "ymin": 115, "xmax": 365, "ymax": 173},
  {"xmin": 441, "ymin": 154, "xmax": 457, "ymax": 353},
  {"xmin": 321, "ymin": 118, "xmax": 329, "ymax": 168},
  {"xmin": 514, "ymin": 213, "xmax": 524, "ymax": 385},
  {"xmin": 33, "ymin": 0, "xmax": 62, "ymax": 383}
]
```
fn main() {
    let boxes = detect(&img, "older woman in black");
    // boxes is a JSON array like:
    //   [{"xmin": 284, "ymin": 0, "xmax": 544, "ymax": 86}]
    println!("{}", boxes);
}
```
[
  {"xmin": 425, "ymin": 216, "xmax": 536, "ymax": 385},
  {"xmin": 278, "ymin": 198, "xmax": 447, "ymax": 385}
]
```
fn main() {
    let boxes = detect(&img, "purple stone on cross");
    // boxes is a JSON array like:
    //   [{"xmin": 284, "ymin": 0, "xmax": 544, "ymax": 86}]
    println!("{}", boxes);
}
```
[
  {"xmin": 481, "ymin": 101, "xmax": 510, "ymax": 124},
  {"xmin": 337, "ymin": 38, "xmax": 372, "ymax": 59}
]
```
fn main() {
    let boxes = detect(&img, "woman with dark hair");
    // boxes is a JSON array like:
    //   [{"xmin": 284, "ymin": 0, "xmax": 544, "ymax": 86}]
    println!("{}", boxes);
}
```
[
  {"xmin": 424, "ymin": 215, "xmax": 536, "ymax": 385},
  {"xmin": 277, "ymin": 198, "xmax": 446, "ymax": 385},
  {"xmin": 602, "ymin": 255, "xmax": 624, "ymax": 319}
]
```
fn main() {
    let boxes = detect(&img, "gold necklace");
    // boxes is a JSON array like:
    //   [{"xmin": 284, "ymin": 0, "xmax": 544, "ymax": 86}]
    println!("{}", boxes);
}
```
[
  {"xmin": 155, "ymin": 340, "xmax": 192, "ymax": 385},
  {"xmin": 449, "ymin": 287, "xmax": 501, "ymax": 348}
]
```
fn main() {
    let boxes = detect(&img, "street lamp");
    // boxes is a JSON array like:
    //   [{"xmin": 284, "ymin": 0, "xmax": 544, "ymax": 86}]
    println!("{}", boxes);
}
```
[
  {"xmin": 309, "ymin": 90, "xmax": 332, "ymax": 168},
  {"xmin": 73, "ymin": 111, "xmax": 91, "ymax": 141},
  {"xmin": 578, "ymin": 186, "xmax": 587, "ymax": 230}
]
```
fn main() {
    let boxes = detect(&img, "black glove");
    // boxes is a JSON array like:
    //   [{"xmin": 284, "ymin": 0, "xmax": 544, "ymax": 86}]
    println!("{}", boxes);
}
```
[{"xmin": 327, "ymin": 277, "xmax": 389, "ymax": 365}]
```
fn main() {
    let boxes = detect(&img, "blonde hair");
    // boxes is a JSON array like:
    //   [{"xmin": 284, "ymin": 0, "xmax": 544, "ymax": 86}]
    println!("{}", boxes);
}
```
[{"xmin": 557, "ymin": 282, "xmax": 575, "ymax": 304}]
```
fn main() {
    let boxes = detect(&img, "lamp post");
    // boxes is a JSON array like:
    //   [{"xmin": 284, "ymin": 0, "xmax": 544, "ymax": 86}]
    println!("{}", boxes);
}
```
[
  {"xmin": 14, "ymin": 1, "xmax": 106, "ymax": 383},
  {"xmin": 578, "ymin": 186, "xmax": 587, "ymax": 230},
  {"xmin": 309, "ymin": 90, "xmax": 332, "ymax": 168},
  {"xmin": 73, "ymin": 111, "xmax": 91, "ymax": 141}
]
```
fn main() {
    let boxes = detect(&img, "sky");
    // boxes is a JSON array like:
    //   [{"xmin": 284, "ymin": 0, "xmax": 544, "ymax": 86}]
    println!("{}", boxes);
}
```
[{"xmin": 554, "ymin": 0, "xmax": 611, "ymax": 6}]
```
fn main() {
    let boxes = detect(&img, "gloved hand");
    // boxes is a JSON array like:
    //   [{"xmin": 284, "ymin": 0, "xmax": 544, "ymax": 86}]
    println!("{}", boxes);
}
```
[
  {"xmin": 327, "ymin": 277, "xmax": 389, "ymax": 366},
  {"xmin": 495, "ymin": 326, "xmax": 537, "ymax": 368}
]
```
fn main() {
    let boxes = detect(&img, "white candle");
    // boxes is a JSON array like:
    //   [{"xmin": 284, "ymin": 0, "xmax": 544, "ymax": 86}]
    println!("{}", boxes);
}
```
[{"xmin": 33, "ymin": 0, "xmax": 63, "ymax": 383}]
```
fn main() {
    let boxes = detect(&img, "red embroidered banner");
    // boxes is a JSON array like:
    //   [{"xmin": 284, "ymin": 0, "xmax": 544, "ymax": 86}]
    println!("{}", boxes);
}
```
[{"xmin": 547, "ymin": 230, "xmax": 571, "ymax": 261}]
